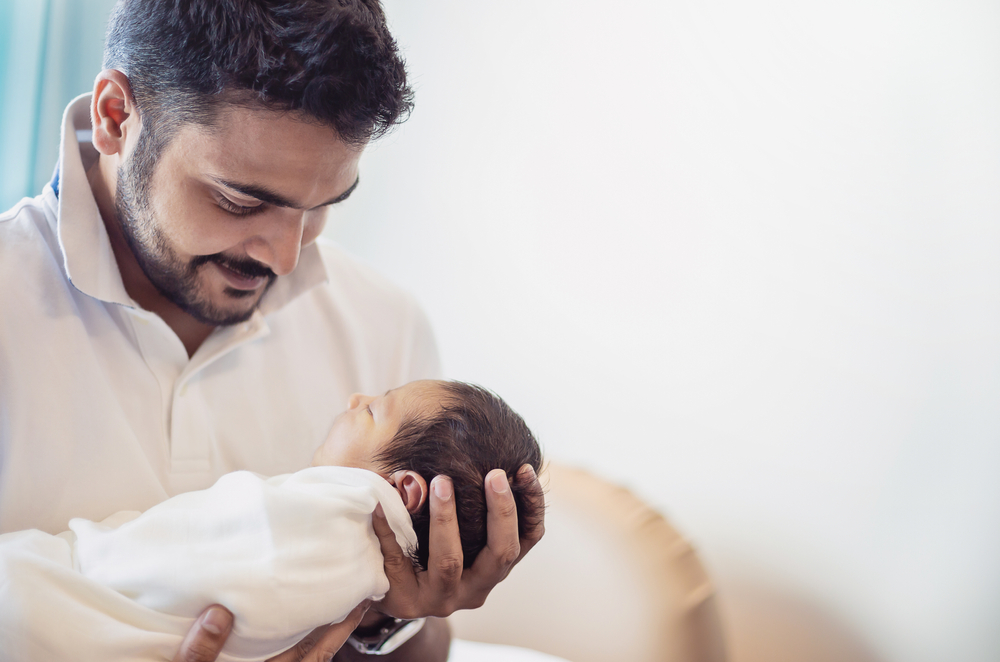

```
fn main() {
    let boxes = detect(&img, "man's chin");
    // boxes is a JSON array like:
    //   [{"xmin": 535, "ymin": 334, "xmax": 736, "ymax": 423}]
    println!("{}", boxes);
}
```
[
  {"xmin": 160, "ymin": 269, "xmax": 275, "ymax": 327},
  {"xmin": 177, "ymin": 290, "xmax": 265, "ymax": 326}
]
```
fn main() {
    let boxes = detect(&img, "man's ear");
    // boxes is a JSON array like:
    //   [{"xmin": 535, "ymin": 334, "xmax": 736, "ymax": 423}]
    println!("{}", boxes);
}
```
[
  {"xmin": 91, "ymin": 69, "xmax": 139, "ymax": 157},
  {"xmin": 388, "ymin": 470, "xmax": 428, "ymax": 514}
]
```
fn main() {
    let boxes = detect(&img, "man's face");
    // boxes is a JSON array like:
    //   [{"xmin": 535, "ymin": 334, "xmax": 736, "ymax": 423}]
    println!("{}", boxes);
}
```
[{"xmin": 115, "ymin": 103, "xmax": 363, "ymax": 326}]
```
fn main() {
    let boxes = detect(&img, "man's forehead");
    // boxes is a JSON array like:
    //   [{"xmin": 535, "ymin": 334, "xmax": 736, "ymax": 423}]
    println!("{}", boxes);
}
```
[
  {"xmin": 183, "ymin": 102, "xmax": 360, "ymax": 151},
  {"xmin": 170, "ymin": 103, "xmax": 364, "ymax": 207}
]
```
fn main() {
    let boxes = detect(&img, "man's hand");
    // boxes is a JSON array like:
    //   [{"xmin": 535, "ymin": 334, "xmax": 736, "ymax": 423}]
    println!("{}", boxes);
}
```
[
  {"xmin": 172, "ymin": 602, "xmax": 370, "ymax": 662},
  {"xmin": 371, "ymin": 464, "xmax": 545, "ymax": 619},
  {"xmin": 267, "ymin": 602, "xmax": 371, "ymax": 662},
  {"xmin": 173, "ymin": 605, "xmax": 234, "ymax": 662}
]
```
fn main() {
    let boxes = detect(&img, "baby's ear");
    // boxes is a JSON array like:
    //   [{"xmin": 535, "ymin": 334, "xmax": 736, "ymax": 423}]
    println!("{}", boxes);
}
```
[{"xmin": 388, "ymin": 470, "xmax": 428, "ymax": 514}]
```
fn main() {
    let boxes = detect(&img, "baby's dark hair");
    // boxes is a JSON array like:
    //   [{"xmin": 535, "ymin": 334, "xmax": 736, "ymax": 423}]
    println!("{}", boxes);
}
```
[{"xmin": 374, "ymin": 382, "xmax": 543, "ymax": 570}]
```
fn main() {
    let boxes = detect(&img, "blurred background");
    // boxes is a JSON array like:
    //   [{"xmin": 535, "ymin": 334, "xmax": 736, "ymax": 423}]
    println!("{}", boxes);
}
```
[{"xmin": 4, "ymin": 1, "xmax": 999, "ymax": 661}]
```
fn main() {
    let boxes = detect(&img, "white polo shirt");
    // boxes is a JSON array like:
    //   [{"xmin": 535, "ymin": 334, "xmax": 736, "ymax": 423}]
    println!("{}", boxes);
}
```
[{"xmin": 0, "ymin": 95, "xmax": 441, "ymax": 535}]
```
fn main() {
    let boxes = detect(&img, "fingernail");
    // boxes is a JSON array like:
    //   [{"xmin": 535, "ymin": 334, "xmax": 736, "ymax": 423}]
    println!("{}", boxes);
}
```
[
  {"xmin": 433, "ymin": 476, "xmax": 453, "ymax": 500},
  {"xmin": 374, "ymin": 503, "xmax": 385, "ymax": 519},
  {"xmin": 202, "ymin": 607, "xmax": 229, "ymax": 636},
  {"xmin": 490, "ymin": 470, "xmax": 509, "ymax": 494},
  {"xmin": 520, "ymin": 464, "xmax": 537, "ymax": 481}
]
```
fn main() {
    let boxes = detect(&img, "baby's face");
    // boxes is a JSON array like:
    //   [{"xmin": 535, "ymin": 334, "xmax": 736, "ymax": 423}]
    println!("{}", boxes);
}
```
[{"xmin": 310, "ymin": 380, "xmax": 444, "ymax": 474}]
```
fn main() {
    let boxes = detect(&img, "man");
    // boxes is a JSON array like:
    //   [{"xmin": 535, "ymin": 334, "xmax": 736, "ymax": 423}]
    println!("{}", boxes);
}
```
[{"xmin": 0, "ymin": 1, "xmax": 543, "ymax": 660}]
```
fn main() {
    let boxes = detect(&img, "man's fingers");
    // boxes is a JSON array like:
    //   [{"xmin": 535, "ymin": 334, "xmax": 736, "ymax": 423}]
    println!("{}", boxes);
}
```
[
  {"xmin": 375, "ymin": 468, "xmax": 546, "ymax": 620},
  {"xmin": 426, "ymin": 476, "xmax": 464, "ymax": 610},
  {"xmin": 267, "ymin": 626, "xmax": 328, "ymax": 662},
  {"xmin": 485, "ymin": 468, "xmax": 522, "ymax": 568},
  {"xmin": 461, "ymin": 468, "xmax": 521, "ymax": 604},
  {"xmin": 173, "ymin": 605, "xmax": 233, "ymax": 662},
  {"xmin": 514, "ymin": 463, "xmax": 546, "ymax": 559},
  {"xmin": 372, "ymin": 502, "xmax": 420, "ymax": 618},
  {"xmin": 463, "ymin": 465, "xmax": 546, "ymax": 607},
  {"xmin": 300, "ymin": 601, "xmax": 371, "ymax": 662},
  {"xmin": 267, "ymin": 602, "xmax": 371, "ymax": 662}
]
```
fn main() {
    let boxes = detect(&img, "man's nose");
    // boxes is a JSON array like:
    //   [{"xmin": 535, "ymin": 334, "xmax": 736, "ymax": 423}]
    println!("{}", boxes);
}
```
[{"xmin": 244, "ymin": 213, "xmax": 306, "ymax": 276}]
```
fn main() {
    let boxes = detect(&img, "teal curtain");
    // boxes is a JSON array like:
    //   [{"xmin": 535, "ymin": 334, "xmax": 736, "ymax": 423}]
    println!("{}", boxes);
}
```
[{"xmin": 0, "ymin": 0, "xmax": 117, "ymax": 210}]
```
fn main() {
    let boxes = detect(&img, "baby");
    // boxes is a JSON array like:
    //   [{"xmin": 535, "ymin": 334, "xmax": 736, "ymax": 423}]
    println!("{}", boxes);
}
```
[
  {"xmin": 310, "ymin": 379, "xmax": 544, "ymax": 571},
  {"xmin": 0, "ymin": 380, "xmax": 543, "ymax": 662}
]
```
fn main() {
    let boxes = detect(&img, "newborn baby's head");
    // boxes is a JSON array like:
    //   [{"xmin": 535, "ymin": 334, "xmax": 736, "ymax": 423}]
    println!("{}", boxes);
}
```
[{"xmin": 311, "ymin": 379, "xmax": 543, "ymax": 570}]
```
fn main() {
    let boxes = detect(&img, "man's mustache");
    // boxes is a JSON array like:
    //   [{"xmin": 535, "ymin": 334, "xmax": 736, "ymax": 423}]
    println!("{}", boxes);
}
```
[{"xmin": 192, "ymin": 254, "xmax": 276, "ymax": 280}]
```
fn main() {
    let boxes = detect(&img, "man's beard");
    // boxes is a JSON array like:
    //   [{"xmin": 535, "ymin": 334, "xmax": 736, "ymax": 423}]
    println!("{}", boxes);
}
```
[{"xmin": 113, "ymin": 132, "xmax": 276, "ymax": 327}]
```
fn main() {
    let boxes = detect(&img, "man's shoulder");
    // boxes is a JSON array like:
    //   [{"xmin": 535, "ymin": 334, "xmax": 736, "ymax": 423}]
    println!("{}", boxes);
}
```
[
  {"xmin": 0, "ymin": 191, "xmax": 56, "ymax": 238},
  {"xmin": 0, "ymin": 191, "xmax": 63, "ymax": 282}
]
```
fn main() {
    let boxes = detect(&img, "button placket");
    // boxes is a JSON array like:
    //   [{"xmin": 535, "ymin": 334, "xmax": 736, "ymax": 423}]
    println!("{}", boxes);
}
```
[
  {"xmin": 124, "ymin": 306, "xmax": 187, "ymax": 448},
  {"xmin": 166, "ymin": 313, "xmax": 272, "ymax": 483},
  {"xmin": 169, "ymin": 376, "xmax": 213, "ymax": 475}
]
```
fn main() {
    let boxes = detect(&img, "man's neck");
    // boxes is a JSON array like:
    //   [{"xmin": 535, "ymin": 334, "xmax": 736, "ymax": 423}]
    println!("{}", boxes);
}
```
[{"xmin": 87, "ymin": 158, "xmax": 215, "ymax": 357}]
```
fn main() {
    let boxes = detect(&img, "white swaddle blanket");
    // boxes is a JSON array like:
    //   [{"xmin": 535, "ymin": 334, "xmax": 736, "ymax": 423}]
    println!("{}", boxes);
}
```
[{"xmin": 0, "ymin": 466, "xmax": 417, "ymax": 661}]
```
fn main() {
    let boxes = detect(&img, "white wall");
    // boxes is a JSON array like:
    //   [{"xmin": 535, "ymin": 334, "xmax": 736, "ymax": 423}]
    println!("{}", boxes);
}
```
[{"xmin": 325, "ymin": 2, "xmax": 1000, "ymax": 661}]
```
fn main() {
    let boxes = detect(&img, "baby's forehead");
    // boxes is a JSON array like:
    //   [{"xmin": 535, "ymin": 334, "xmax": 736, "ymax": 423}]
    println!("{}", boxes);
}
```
[{"xmin": 397, "ymin": 381, "xmax": 450, "ymax": 419}]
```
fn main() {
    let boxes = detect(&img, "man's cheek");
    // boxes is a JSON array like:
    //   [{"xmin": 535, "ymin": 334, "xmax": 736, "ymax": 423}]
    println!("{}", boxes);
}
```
[
  {"xmin": 167, "ymin": 208, "xmax": 245, "ymax": 257},
  {"xmin": 301, "ymin": 208, "xmax": 329, "ymax": 246}
]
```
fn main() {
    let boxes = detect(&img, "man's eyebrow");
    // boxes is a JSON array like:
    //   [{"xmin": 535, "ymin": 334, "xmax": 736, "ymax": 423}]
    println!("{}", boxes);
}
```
[{"xmin": 212, "ymin": 176, "xmax": 360, "ymax": 210}]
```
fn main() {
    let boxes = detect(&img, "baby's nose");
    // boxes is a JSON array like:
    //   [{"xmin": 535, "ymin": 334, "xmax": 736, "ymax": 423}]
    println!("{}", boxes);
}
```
[{"xmin": 347, "ymin": 393, "xmax": 363, "ymax": 410}]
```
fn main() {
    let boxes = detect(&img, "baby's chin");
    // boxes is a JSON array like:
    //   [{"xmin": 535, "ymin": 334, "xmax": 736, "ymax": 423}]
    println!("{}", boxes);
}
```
[
  {"xmin": 309, "ymin": 440, "xmax": 345, "ymax": 468},
  {"xmin": 308, "ymin": 448, "xmax": 326, "ymax": 467},
  {"xmin": 308, "ymin": 446, "xmax": 338, "ymax": 468}
]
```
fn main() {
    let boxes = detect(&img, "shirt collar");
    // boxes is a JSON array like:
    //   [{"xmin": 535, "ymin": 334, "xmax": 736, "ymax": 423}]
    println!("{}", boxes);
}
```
[
  {"xmin": 57, "ymin": 94, "xmax": 131, "ymax": 306},
  {"xmin": 55, "ymin": 94, "xmax": 329, "ymax": 315}
]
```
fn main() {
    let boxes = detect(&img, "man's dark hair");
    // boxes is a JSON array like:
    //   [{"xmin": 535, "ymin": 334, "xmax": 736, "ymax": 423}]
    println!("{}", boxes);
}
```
[
  {"xmin": 103, "ymin": 0, "xmax": 413, "ymax": 157},
  {"xmin": 375, "ymin": 382, "xmax": 544, "ymax": 571}
]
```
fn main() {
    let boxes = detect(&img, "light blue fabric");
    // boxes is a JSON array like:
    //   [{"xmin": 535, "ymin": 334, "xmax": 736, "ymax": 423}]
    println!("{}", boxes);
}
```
[{"xmin": 0, "ymin": 0, "xmax": 116, "ymax": 211}]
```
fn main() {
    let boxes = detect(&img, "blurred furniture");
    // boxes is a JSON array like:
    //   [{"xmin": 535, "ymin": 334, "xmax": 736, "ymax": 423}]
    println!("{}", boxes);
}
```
[
  {"xmin": 719, "ymin": 580, "xmax": 883, "ymax": 662},
  {"xmin": 449, "ymin": 463, "xmax": 727, "ymax": 662}
]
